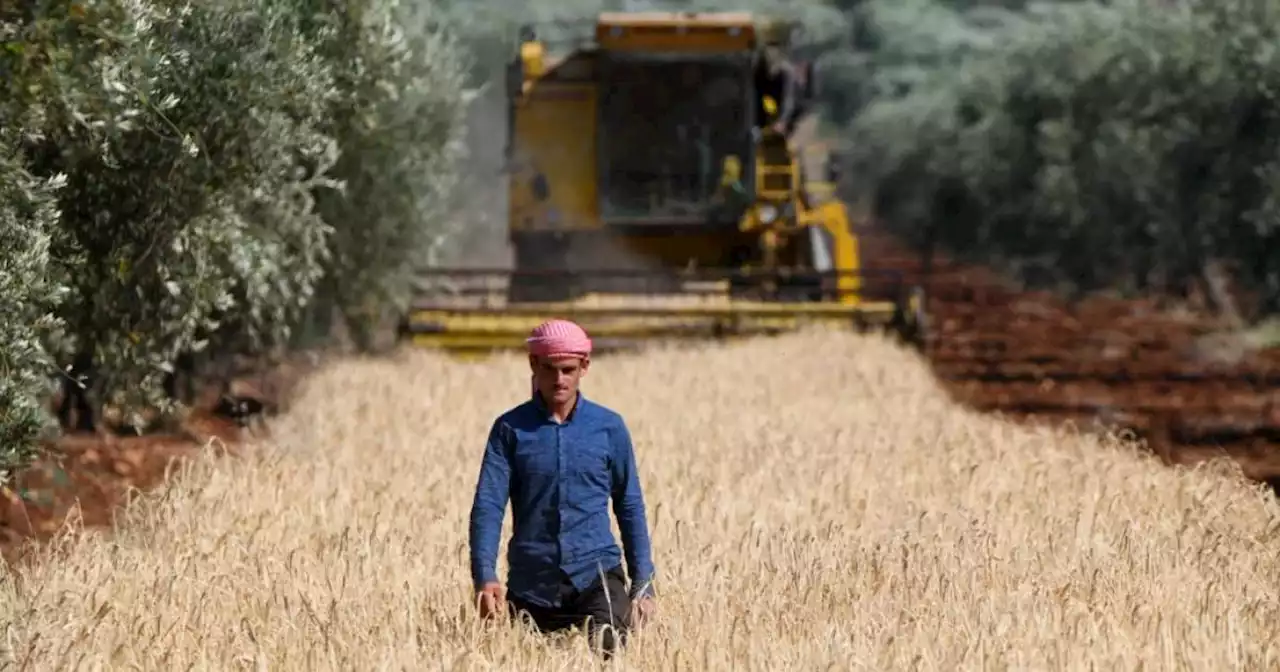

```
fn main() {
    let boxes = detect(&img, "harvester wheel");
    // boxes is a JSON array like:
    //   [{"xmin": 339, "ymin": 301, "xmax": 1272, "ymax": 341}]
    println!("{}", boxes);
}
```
[{"xmin": 890, "ymin": 285, "xmax": 929, "ymax": 352}]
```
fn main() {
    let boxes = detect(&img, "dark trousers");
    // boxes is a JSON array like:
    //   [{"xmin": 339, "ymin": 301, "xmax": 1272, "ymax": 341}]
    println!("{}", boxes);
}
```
[{"xmin": 507, "ymin": 565, "xmax": 632, "ymax": 657}]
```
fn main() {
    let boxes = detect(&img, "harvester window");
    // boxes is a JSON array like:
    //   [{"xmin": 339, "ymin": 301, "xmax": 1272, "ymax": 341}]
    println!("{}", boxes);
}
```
[{"xmin": 597, "ymin": 52, "xmax": 753, "ymax": 225}]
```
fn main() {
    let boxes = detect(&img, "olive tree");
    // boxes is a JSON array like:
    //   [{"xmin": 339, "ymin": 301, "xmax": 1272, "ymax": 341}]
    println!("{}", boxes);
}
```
[
  {"xmin": 1, "ymin": 4, "xmax": 87, "ymax": 474},
  {"xmin": 15, "ymin": 0, "xmax": 340, "ymax": 429},
  {"xmin": 846, "ymin": 0, "xmax": 1280, "ymax": 315},
  {"xmin": 0, "ymin": 140, "xmax": 69, "ymax": 482},
  {"xmin": 297, "ymin": 0, "xmax": 474, "ymax": 352}
]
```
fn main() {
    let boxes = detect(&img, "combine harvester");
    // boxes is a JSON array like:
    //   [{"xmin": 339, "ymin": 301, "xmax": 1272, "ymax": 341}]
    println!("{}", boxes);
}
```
[{"xmin": 402, "ymin": 10, "xmax": 928, "ymax": 356}]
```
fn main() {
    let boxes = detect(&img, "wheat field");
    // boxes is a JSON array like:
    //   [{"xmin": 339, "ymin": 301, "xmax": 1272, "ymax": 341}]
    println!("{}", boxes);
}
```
[{"xmin": 3, "ymin": 330, "xmax": 1280, "ymax": 670}]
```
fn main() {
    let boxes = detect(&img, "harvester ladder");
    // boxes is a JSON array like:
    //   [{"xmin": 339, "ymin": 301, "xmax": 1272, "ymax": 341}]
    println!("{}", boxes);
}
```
[{"xmin": 755, "ymin": 132, "xmax": 796, "ymax": 201}]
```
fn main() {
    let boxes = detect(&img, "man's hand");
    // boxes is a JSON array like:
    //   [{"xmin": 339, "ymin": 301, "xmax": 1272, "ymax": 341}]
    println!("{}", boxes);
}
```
[
  {"xmin": 630, "ymin": 595, "xmax": 656, "ymax": 628},
  {"xmin": 475, "ymin": 581, "xmax": 506, "ymax": 620}
]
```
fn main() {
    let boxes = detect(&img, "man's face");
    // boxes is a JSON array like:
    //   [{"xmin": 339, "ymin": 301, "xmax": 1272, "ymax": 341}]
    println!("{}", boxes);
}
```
[{"xmin": 530, "ymin": 354, "xmax": 588, "ymax": 406}]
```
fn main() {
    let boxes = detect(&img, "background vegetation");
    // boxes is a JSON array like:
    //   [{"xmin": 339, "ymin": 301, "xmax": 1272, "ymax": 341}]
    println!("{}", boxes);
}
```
[
  {"xmin": 2, "ymin": 0, "xmax": 1277, "ymax": 478},
  {"xmin": 438, "ymin": 0, "xmax": 1280, "ymax": 317},
  {"xmin": 842, "ymin": 0, "xmax": 1280, "ymax": 321},
  {"xmin": 0, "ymin": 0, "xmax": 472, "ymax": 477}
]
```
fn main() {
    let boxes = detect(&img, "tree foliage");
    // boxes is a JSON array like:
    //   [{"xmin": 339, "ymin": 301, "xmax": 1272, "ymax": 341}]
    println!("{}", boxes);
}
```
[
  {"xmin": 840, "ymin": 0, "xmax": 1280, "ymax": 314},
  {"xmin": 0, "ymin": 137, "xmax": 68, "ymax": 474},
  {"xmin": 302, "ymin": 0, "xmax": 473, "ymax": 351},
  {"xmin": 16, "ymin": 0, "xmax": 342, "ymax": 425},
  {"xmin": 0, "ymin": 0, "xmax": 471, "ymax": 479}
]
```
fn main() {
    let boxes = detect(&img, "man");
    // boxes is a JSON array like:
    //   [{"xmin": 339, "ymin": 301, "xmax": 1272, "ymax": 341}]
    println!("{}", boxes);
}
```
[
  {"xmin": 753, "ymin": 37, "xmax": 802, "ymax": 138},
  {"xmin": 468, "ymin": 319, "xmax": 657, "ymax": 657}
]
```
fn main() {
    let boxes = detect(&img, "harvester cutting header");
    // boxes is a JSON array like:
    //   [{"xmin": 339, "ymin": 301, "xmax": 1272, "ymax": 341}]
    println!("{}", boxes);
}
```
[{"xmin": 403, "ymin": 10, "xmax": 927, "ymax": 355}]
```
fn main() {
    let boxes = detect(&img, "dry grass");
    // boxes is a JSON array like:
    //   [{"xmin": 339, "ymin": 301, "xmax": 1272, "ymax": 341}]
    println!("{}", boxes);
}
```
[{"xmin": 4, "ymin": 329, "xmax": 1280, "ymax": 670}]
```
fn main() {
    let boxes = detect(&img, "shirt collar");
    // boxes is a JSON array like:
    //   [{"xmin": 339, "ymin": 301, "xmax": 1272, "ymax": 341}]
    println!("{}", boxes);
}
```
[{"xmin": 533, "ymin": 389, "xmax": 585, "ymax": 424}]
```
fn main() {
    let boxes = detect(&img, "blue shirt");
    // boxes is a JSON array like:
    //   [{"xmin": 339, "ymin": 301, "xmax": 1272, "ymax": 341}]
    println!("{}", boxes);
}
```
[{"xmin": 468, "ymin": 392, "xmax": 656, "ymax": 608}]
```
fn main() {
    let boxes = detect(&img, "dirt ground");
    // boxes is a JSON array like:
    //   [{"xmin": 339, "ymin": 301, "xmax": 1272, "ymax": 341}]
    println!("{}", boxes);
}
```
[
  {"xmin": 0, "ymin": 354, "xmax": 323, "ymax": 568},
  {"xmin": 854, "ymin": 226, "xmax": 1280, "ymax": 481}
]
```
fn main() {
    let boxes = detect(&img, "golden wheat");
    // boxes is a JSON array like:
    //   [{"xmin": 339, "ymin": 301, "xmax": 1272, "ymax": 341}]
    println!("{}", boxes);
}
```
[{"xmin": 3, "ymin": 330, "xmax": 1280, "ymax": 670}]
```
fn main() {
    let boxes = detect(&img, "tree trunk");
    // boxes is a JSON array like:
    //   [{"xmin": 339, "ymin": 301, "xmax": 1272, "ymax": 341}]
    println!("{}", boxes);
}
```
[{"xmin": 1200, "ymin": 260, "xmax": 1244, "ymax": 328}]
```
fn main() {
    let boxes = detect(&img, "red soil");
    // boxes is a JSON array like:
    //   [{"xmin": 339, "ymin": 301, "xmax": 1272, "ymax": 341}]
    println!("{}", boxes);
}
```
[
  {"xmin": 856, "ymin": 225, "xmax": 1280, "ymax": 480},
  {"xmin": 0, "ymin": 355, "xmax": 319, "ymax": 568}
]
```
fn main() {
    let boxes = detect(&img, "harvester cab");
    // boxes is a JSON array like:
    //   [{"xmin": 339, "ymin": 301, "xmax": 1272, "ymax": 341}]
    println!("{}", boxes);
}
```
[{"xmin": 403, "ymin": 10, "xmax": 927, "ymax": 355}]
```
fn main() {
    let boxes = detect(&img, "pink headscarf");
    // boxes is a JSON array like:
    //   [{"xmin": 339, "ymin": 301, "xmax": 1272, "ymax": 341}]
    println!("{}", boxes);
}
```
[
  {"xmin": 527, "ymin": 319, "xmax": 592, "ymax": 398},
  {"xmin": 526, "ymin": 318, "xmax": 593, "ymax": 358}
]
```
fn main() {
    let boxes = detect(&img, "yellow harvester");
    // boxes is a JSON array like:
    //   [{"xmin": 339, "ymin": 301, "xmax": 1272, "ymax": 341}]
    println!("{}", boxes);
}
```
[{"xmin": 403, "ymin": 11, "xmax": 927, "ymax": 355}]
